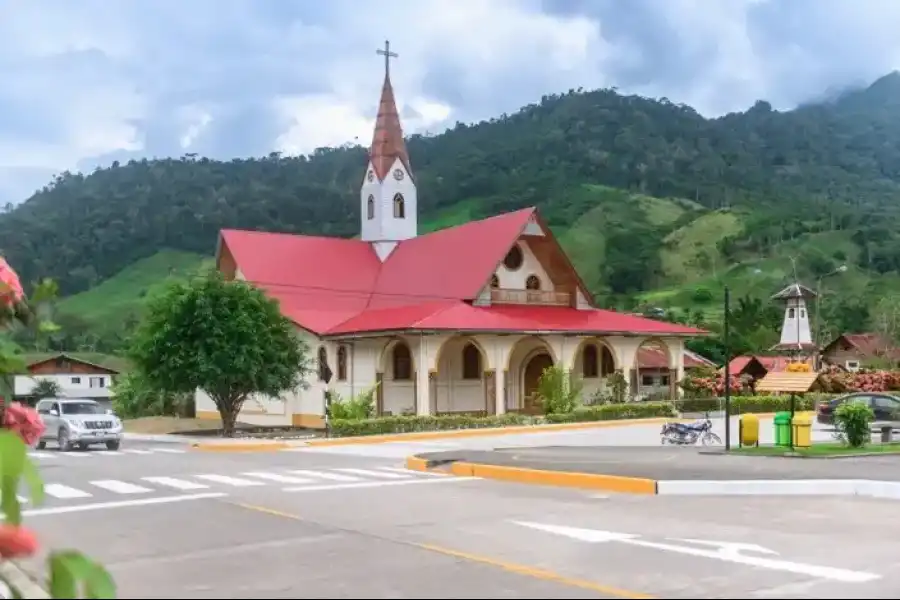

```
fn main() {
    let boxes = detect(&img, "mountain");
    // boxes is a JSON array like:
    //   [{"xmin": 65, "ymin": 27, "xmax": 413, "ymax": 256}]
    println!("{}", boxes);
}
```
[{"xmin": 6, "ymin": 72, "xmax": 900, "ymax": 355}]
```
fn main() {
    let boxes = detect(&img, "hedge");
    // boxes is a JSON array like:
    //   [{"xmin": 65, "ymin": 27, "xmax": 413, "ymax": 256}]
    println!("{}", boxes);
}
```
[
  {"xmin": 675, "ymin": 393, "xmax": 837, "ymax": 414},
  {"xmin": 328, "ymin": 401, "xmax": 677, "ymax": 437},
  {"xmin": 327, "ymin": 395, "xmax": 837, "ymax": 437}
]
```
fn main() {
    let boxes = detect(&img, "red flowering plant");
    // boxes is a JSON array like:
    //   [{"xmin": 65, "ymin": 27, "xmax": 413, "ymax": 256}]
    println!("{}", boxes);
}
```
[
  {"xmin": 818, "ymin": 365, "xmax": 900, "ymax": 394},
  {"xmin": 0, "ymin": 259, "xmax": 115, "ymax": 599},
  {"xmin": 680, "ymin": 367, "xmax": 753, "ymax": 397}
]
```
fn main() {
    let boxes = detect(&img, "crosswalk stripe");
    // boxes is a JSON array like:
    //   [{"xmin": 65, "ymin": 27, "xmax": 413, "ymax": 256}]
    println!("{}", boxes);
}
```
[
  {"xmin": 153, "ymin": 448, "xmax": 186, "ymax": 454},
  {"xmin": 333, "ymin": 468, "xmax": 411, "ymax": 479},
  {"xmin": 378, "ymin": 466, "xmax": 447, "ymax": 477},
  {"xmin": 45, "ymin": 484, "xmax": 92, "ymax": 499},
  {"xmin": 90, "ymin": 480, "xmax": 153, "ymax": 494},
  {"xmin": 141, "ymin": 476, "xmax": 210, "ymax": 491},
  {"xmin": 61, "ymin": 453, "xmax": 91, "ymax": 458},
  {"xmin": 28, "ymin": 452, "xmax": 53, "ymax": 459},
  {"xmin": 241, "ymin": 472, "xmax": 315, "ymax": 484},
  {"xmin": 288, "ymin": 469, "xmax": 361, "ymax": 482},
  {"xmin": 121, "ymin": 449, "xmax": 153, "ymax": 455},
  {"xmin": 195, "ymin": 474, "xmax": 265, "ymax": 487}
]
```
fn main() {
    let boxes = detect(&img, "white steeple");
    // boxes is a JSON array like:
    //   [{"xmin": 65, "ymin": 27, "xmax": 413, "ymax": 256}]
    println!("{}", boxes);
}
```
[
  {"xmin": 771, "ymin": 283, "xmax": 817, "ymax": 352},
  {"xmin": 360, "ymin": 40, "xmax": 417, "ymax": 261}
]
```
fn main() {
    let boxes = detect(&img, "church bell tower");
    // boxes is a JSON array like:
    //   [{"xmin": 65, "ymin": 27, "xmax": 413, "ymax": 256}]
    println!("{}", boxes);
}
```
[{"xmin": 360, "ymin": 40, "xmax": 418, "ymax": 261}]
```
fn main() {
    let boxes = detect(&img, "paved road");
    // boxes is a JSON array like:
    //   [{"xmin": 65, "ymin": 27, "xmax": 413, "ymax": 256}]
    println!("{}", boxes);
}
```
[
  {"xmin": 15, "ymin": 445, "xmax": 900, "ymax": 598},
  {"xmin": 295, "ymin": 415, "xmax": 840, "ymax": 461}
]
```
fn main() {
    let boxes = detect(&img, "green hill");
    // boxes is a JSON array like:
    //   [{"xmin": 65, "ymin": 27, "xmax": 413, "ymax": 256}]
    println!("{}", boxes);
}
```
[{"xmin": 7, "ymin": 72, "xmax": 900, "ymax": 356}]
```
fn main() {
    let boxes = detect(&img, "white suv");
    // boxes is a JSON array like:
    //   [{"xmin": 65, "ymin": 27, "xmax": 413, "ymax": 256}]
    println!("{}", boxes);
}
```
[{"xmin": 36, "ymin": 398, "xmax": 123, "ymax": 451}]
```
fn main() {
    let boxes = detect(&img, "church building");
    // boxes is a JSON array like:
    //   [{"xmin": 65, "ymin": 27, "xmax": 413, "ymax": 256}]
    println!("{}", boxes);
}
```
[{"xmin": 195, "ymin": 44, "xmax": 705, "ymax": 428}]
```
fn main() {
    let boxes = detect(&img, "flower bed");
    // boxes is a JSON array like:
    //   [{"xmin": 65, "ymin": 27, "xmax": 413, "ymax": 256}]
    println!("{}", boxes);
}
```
[
  {"xmin": 675, "ymin": 394, "xmax": 835, "ymax": 414},
  {"xmin": 328, "ymin": 401, "xmax": 677, "ymax": 437}
]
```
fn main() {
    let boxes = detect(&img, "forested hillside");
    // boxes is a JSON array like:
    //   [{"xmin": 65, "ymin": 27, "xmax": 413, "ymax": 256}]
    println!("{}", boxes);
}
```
[{"xmin": 5, "ymin": 72, "xmax": 900, "ymax": 357}]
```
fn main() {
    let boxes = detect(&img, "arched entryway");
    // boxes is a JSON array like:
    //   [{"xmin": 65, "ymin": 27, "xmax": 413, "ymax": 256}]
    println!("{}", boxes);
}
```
[
  {"xmin": 506, "ymin": 336, "xmax": 557, "ymax": 415},
  {"xmin": 432, "ymin": 336, "xmax": 490, "ymax": 415},
  {"xmin": 522, "ymin": 352, "xmax": 553, "ymax": 414}
]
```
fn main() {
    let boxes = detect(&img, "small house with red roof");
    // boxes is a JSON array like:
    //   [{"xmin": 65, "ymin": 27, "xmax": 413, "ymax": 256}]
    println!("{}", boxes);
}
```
[
  {"xmin": 820, "ymin": 333, "xmax": 900, "ymax": 371},
  {"xmin": 195, "ymin": 49, "xmax": 706, "ymax": 428}
]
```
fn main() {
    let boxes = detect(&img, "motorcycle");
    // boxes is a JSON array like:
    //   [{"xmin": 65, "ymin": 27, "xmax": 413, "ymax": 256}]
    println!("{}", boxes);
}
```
[{"xmin": 660, "ymin": 418, "xmax": 722, "ymax": 446}]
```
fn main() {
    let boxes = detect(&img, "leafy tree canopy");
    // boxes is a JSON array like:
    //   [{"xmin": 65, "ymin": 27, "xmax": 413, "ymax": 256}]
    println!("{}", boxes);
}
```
[{"xmin": 127, "ymin": 271, "xmax": 309, "ymax": 435}]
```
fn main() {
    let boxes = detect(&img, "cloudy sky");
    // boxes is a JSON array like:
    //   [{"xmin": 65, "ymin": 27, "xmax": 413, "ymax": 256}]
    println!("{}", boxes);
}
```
[{"xmin": 1, "ymin": 0, "xmax": 898, "ymax": 205}]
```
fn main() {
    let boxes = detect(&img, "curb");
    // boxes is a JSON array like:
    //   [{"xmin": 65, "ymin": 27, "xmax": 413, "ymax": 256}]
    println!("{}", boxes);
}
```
[
  {"xmin": 307, "ymin": 416, "xmax": 680, "ymax": 447},
  {"xmin": 404, "ymin": 456, "xmax": 657, "ymax": 494},
  {"xmin": 0, "ymin": 561, "xmax": 48, "ymax": 599},
  {"xmin": 191, "ymin": 441, "xmax": 292, "ymax": 452},
  {"xmin": 405, "ymin": 456, "xmax": 900, "ymax": 500}
]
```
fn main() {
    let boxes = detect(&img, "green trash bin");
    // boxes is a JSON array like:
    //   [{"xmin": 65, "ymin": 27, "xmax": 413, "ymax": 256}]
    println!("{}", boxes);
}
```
[{"xmin": 773, "ymin": 411, "xmax": 792, "ymax": 446}]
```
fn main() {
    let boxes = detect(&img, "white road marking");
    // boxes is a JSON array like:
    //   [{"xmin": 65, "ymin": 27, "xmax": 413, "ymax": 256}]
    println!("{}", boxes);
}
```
[
  {"xmin": 241, "ymin": 472, "xmax": 314, "ymax": 484},
  {"xmin": 288, "ymin": 469, "xmax": 361, "ymax": 482},
  {"xmin": 121, "ymin": 449, "xmax": 153, "ymax": 455},
  {"xmin": 195, "ymin": 474, "xmax": 265, "ymax": 487},
  {"xmin": 152, "ymin": 448, "xmax": 186, "ymax": 454},
  {"xmin": 333, "ymin": 468, "xmax": 411, "ymax": 479},
  {"xmin": 284, "ymin": 477, "xmax": 479, "ymax": 493},
  {"xmin": 379, "ymin": 466, "xmax": 447, "ymax": 477},
  {"xmin": 514, "ymin": 522, "xmax": 881, "ymax": 584},
  {"xmin": 90, "ymin": 480, "xmax": 153, "ymax": 494},
  {"xmin": 141, "ymin": 477, "xmax": 210, "ymax": 491},
  {"xmin": 60, "ymin": 452, "xmax": 91, "ymax": 458},
  {"xmin": 27, "ymin": 452, "xmax": 53, "ymax": 459},
  {"xmin": 21, "ymin": 493, "xmax": 227, "ymax": 518},
  {"xmin": 44, "ymin": 484, "xmax": 92, "ymax": 499}
]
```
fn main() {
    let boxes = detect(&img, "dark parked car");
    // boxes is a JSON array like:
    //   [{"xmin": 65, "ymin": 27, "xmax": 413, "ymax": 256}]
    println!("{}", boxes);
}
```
[{"xmin": 816, "ymin": 392, "xmax": 900, "ymax": 425}]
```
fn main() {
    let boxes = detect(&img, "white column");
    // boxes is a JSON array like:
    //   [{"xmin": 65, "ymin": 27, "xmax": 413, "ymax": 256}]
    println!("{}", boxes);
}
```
[
  {"xmin": 495, "ymin": 369, "xmax": 506, "ymax": 415},
  {"xmin": 416, "ymin": 336, "xmax": 431, "ymax": 416}
]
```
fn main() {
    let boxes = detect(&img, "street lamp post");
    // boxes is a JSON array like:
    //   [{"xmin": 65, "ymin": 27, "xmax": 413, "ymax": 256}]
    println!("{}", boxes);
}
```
[
  {"xmin": 724, "ymin": 285, "xmax": 732, "ymax": 451},
  {"xmin": 814, "ymin": 265, "xmax": 848, "ymax": 366}
]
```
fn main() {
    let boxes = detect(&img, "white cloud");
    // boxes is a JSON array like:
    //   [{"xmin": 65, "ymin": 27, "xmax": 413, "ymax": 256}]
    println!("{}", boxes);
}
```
[{"xmin": 0, "ymin": 0, "xmax": 898, "ymax": 203}]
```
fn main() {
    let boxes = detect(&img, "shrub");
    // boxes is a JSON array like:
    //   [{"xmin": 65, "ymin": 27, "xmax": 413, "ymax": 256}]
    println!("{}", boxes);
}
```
[
  {"xmin": 833, "ymin": 400, "xmax": 874, "ymax": 448},
  {"xmin": 675, "ymin": 394, "xmax": 830, "ymax": 414},
  {"xmin": 536, "ymin": 365, "xmax": 582, "ymax": 414},
  {"xmin": 328, "ymin": 401, "xmax": 676, "ymax": 437},
  {"xmin": 327, "ymin": 383, "xmax": 378, "ymax": 421}
]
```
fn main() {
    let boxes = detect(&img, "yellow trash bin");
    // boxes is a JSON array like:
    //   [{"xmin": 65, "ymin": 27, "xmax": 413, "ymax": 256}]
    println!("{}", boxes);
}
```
[
  {"xmin": 791, "ymin": 413, "xmax": 813, "ymax": 448},
  {"xmin": 739, "ymin": 413, "xmax": 760, "ymax": 447}
]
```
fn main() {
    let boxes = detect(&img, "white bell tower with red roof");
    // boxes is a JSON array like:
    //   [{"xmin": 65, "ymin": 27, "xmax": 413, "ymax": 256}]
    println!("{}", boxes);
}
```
[{"xmin": 360, "ymin": 40, "xmax": 418, "ymax": 261}]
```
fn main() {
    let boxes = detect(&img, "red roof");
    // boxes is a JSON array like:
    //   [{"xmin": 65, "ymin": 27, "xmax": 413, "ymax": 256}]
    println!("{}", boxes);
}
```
[
  {"xmin": 724, "ymin": 355, "xmax": 796, "ymax": 374},
  {"xmin": 218, "ymin": 208, "xmax": 706, "ymax": 338},
  {"xmin": 635, "ymin": 346, "xmax": 713, "ymax": 369}
]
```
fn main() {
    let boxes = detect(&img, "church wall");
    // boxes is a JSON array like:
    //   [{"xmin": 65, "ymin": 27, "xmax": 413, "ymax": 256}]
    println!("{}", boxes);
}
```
[
  {"xmin": 361, "ymin": 157, "xmax": 417, "ymax": 244},
  {"xmin": 493, "ymin": 240, "xmax": 552, "ymax": 292}
]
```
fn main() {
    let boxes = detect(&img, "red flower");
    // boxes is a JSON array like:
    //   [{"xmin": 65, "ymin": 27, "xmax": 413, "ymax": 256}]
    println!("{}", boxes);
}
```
[
  {"xmin": 0, "ymin": 257, "xmax": 23, "ymax": 307},
  {"xmin": 3, "ymin": 400, "xmax": 45, "ymax": 446},
  {"xmin": 0, "ymin": 524, "xmax": 38, "ymax": 559}
]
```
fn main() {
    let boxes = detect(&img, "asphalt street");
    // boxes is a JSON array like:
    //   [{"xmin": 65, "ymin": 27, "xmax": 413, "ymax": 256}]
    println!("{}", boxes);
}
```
[{"xmin": 14, "ymin": 440, "xmax": 900, "ymax": 599}]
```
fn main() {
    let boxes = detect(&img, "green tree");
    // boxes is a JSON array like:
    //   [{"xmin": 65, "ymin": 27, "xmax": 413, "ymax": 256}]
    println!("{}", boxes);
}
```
[
  {"xmin": 111, "ymin": 370, "xmax": 194, "ymax": 419},
  {"xmin": 127, "ymin": 272, "xmax": 309, "ymax": 436}
]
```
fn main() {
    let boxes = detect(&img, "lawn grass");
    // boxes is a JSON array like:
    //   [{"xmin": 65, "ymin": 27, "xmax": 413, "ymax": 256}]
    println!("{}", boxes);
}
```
[{"xmin": 731, "ymin": 441, "xmax": 900, "ymax": 457}]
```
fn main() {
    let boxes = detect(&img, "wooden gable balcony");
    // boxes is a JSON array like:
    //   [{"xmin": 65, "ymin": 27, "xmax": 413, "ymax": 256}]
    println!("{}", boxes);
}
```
[{"xmin": 490, "ymin": 288, "xmax": 571, "ymax": 307}]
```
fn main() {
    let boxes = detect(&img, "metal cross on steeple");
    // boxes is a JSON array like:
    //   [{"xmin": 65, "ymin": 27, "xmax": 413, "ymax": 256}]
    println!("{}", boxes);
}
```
[{"xmin": 376, "ymin": 40, "xmax": 398, "ymax": 78}]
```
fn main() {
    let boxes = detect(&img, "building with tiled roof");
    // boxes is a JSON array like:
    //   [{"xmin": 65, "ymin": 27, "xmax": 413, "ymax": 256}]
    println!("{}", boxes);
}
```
[{"xmin": 196, "ymin": 43, "xmax": 707, "ymax": 428}]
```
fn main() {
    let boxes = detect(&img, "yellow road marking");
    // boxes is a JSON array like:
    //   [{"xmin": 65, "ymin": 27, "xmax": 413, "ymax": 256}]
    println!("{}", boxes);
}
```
[
  {"xmin": 232, "ymin": 501, "xmax": 655, "ymax": 598},
  {"xmin": 416, "ymin": 543, "xmax": 656, "ymax": 599}
]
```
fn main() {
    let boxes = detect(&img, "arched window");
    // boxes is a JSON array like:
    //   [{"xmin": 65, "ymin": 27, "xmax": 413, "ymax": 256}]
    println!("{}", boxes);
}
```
[
  {"xmin": 788, "ymin": 308, "xmax": 795, "ymax": 319},
  {"xmin": 336, "ymin": 346, "xmax": 347, "ymax": 381},
  {"xmin": 582, "ymin": 344, "xmax": 598, "ymax": 378},
  {"xmin": 601, "ymin": 345, "xmax": 615, "ymax": 376},
  {"xmin": 393, "ymin": 193, "xmax": 405, "ymax": 218},
  {"xmin": 367, "ymin": 195, "xmax": 375, "ymax": 220},
  {"xmin": 504, "ymin": 245, "xmax": 523, "ymax": 270},
  {"xmin": 525, "ymin": 275, "xmax": 541, "ymax": 291},
  {"xmin": 392, "ymin": 343, "xmax": 412, "ymax": 380},
  {"xmin": 490, "ymin": 274, "xmax": 499, "ymax": 288},
  {"xmin": 462, "ymin": 343, "xmax": 482, "ymax": 380},
  {"xmin": 317, "ymin": 347, "xmax": 329, "ymax": 382}
]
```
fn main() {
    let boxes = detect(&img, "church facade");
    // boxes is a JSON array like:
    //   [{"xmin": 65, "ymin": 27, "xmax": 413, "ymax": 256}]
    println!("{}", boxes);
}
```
[{"xmin": 196, "ymin": 51, "xmax": 705, "ymax": 428}]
